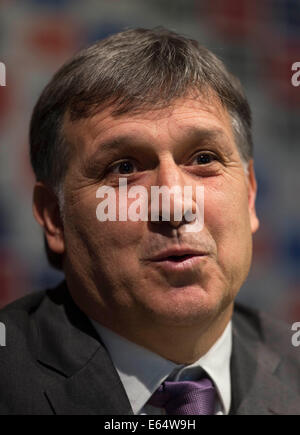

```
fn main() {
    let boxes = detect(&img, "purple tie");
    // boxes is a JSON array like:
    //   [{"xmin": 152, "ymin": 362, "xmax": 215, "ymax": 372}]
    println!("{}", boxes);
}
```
[{"xmin": 148, "ymin": 379, "xmax": 216, "ymax": 415}]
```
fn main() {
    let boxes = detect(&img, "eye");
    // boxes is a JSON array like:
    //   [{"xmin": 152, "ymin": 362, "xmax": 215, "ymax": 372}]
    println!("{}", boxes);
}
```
[
  {"xmin": 191, "ymin": 152, "xmax": 217, "ymax": 165},
  {"xmin": 110, "ymin": 159, "xmax": 138, "ymax": 175}
]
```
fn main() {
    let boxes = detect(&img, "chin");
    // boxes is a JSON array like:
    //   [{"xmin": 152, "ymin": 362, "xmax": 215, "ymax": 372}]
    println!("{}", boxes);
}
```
[{"xmin": 142, "ymin": 284, "xmax": 231, "ymax": 327}]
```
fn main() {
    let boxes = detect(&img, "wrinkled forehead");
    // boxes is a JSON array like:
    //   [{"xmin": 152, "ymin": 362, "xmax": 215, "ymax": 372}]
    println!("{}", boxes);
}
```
[{"xmin": 62, "ymin": 93, "xmax": 235, "ymax": 161}]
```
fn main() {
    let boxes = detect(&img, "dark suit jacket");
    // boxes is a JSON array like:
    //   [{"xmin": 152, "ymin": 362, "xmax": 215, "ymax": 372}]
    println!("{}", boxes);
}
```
[{"xmin": 0, "ymin": 280, "xmax": 299, "ymax": 415}]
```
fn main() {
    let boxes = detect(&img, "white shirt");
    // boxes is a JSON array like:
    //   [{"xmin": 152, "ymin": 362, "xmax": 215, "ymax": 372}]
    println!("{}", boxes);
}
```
[{"xmin": 90, "ymin": 319, "xmax": 232, "ymax": 415}]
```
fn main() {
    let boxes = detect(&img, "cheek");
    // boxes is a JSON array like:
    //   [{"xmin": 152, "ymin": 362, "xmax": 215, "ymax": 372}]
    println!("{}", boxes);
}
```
[
  {"xmin": 92, "ymin": 190, "xmax": 150, "ymax": 259},
  {"xmin": 67, "ymin": 186, "xmax": 144, "ymax": 240},
  {"xmin": 70, "ymin": 208, "xmax": 145, "ymax": 267},
  {"xmin": 63, "ymin": 188, "xmax": 145, "ymax": 268},
  {"xmin": 204, "ymin": 184, "xmax": 252, "ymax": 269},
  {"xmin": 97, "ymin": 221, "xmax": 145, "ymax": 256}
]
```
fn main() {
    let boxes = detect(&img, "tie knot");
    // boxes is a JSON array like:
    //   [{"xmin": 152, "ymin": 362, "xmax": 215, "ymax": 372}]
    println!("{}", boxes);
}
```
[{"xmin": 148, "ymin": 379, "xmax": 216, "ymax": 415}]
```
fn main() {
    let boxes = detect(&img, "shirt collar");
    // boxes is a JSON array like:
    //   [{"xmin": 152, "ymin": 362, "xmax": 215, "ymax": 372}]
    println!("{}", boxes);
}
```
[
  {"xmin": 91, "ymin": 319, "xmax": 232, "ymax": 415},
  {"xmin": 171, "ymin": 321, "xmax": 232, "ymax": 415}
]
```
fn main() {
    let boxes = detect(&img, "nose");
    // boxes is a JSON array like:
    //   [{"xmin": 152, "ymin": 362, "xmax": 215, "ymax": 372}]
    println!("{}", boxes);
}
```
[{"xmin": 149, "ymin": 155, "xmax": 197, "ymax": 228}]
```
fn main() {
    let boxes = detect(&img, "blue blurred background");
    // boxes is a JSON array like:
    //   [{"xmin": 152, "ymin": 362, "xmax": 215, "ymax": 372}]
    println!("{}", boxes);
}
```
[{"xmin": 0, "ymin": 0, "xmax": 299, "ymax": 321}]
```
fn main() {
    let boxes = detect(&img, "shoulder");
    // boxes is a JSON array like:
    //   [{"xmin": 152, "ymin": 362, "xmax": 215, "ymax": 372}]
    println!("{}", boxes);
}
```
[
  {"xmin": 0, "ymin": 287, "xmax": 48, "ymax": 351},
  {"xmin": 0, "ymin": 282, "xmax": 68, "ymax": 414},
  {"xmin": 233, "ymin": 302, "xmax": 296, "ymax": 351},
  {"xmin": 0, "ymin": 287, "xmax": 47, "ymax": 323},
  {"xmin": 233, "ymin": 302, "xmax": 300, "ymax": 379},
  {"xmin": 0, "ymin": 282, "xmax": 65, "ymax": 345},
  {"xmin": 0, "ymin": 282, "xmax": 123, "ymax": 415}
]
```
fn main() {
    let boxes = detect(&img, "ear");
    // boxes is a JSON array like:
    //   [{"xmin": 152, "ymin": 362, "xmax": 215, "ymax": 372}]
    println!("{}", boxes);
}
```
[
  {"xmin": 246, "ymin": 160, "xmax": 259, "ymax": 234},
  {"xmin": 32, "ymin": 182, "xmax": 65, "ymax": 255}
]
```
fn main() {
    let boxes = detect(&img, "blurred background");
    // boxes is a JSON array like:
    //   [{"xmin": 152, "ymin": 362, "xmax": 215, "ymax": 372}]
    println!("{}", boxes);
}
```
[{"xmin": 0, "ymin": 0, "xmax": 299, "ymax": 322}]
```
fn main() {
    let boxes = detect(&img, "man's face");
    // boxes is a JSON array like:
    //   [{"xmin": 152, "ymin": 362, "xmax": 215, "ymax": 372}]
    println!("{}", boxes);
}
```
[{"xmin": 61, "ymin": 94, "xmax": 259, "ymax": 332}]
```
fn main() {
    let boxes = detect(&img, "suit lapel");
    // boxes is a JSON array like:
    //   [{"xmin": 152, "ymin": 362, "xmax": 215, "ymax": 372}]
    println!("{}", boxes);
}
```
[
  {"xmin": 44, "ymin": 346, "xmax": 134, "ymax": 415},
  {"xmin": 230, "ymin": 307, "xmax": 300, "ymax": 415},
  {"xmin": 33, "ymin": 281, "xmax": 133, "ymax": 415},
  {"xmin": 33, "ymin": 284, "xmax": 300, "ymax": 415}
]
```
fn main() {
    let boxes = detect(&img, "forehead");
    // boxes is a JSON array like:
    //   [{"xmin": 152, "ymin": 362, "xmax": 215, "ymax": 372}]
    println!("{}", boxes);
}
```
[{"xmin": 63, "ymin": 94, "xmax": 235, "ymax": 158}]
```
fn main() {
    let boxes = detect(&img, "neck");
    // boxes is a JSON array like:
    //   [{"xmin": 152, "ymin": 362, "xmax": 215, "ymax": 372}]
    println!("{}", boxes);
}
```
[
  {"xmin": 65, "ymin": 273, "xmax": 234, "ymax": 364},
  {"xmin": 89, "ymin": 300, "xmax": 233, "ymax": 364},
  {"xmin": 123, "ymin": 304, "xmax": 233, "ymax": 364}
]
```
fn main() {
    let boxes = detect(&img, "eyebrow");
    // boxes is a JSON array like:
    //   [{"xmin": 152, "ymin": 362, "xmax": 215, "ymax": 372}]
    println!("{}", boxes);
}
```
[
  {"xmin": 82, "ymin": 136, "xmax": 151, "ymax": 177},
  {"xmin": 180, "ymin": 127, "xmax": 232, "ymax": 151},
  {"xmin": 90, "ymin": 135, "xmax": 148, "ymax": 156},
  {"xmin": 95, "ymin": 127, "xmax": 231, "ymax": 154},
  {"xmin": 82, "ymin": 126, "xmax": 233, "ymax": 176}
]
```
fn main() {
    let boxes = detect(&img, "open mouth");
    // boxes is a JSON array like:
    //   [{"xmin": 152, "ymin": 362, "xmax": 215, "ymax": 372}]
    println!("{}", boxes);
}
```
[{"xmin": 161, "ymin": 254, "xmax": 196, "ymax": 262}]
